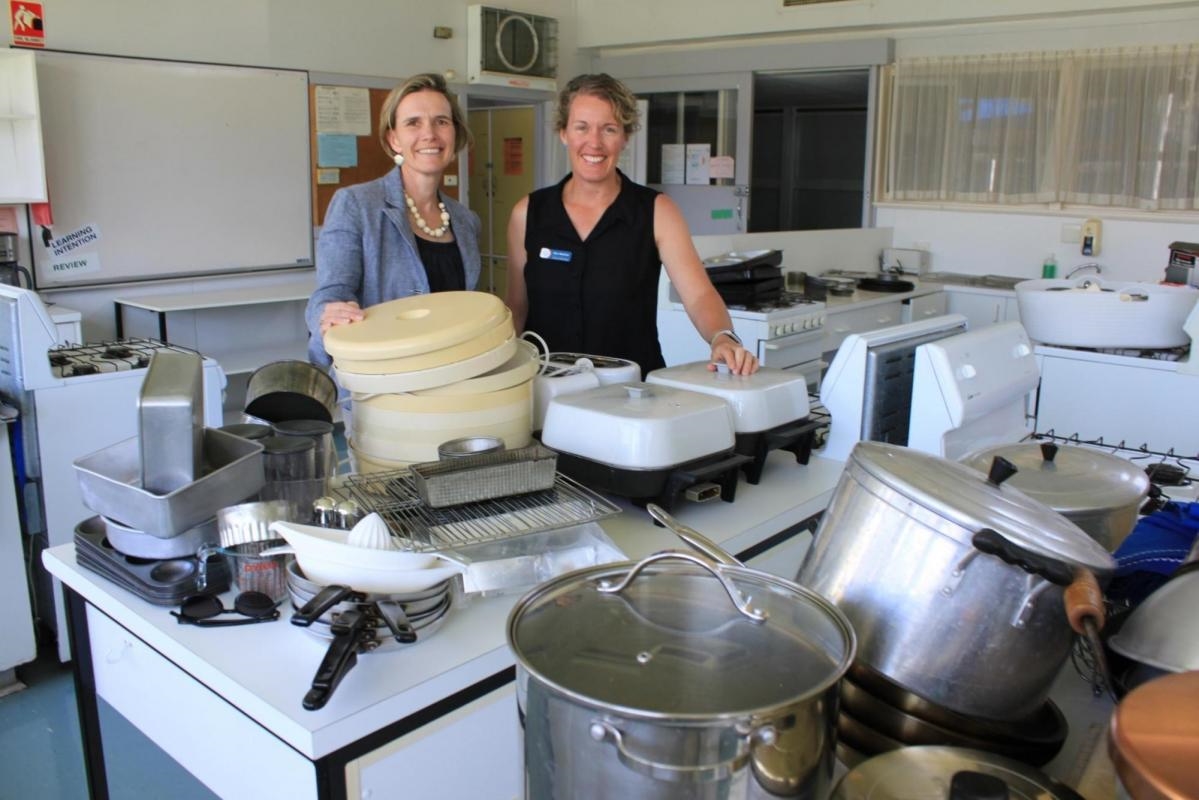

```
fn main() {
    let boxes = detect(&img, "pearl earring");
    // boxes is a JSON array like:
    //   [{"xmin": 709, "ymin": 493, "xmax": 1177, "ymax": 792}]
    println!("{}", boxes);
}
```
[{"xmin": 393, "ymin": 153, "xmax": 404, "ymax": 167}]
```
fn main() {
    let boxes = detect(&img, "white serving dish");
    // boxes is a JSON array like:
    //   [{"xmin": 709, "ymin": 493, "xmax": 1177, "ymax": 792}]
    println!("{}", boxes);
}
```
[
  {"xmin": 544, "ymin": 353, "xmax": 641, "ymax": 385},
  {"xmin": 646, "ymin": 362, "xmax": 810, "ymax": 433},
  {"xmin": 541, "ymin": 382, "xmax": 735, "ymax": 470},
  {"xmin": 268, "ymin": 519, "xmax": 464, "ymax": 594},
  {"xmin": 1015, "ymin": 278, "xmax": 1199, "ymax": 349}
]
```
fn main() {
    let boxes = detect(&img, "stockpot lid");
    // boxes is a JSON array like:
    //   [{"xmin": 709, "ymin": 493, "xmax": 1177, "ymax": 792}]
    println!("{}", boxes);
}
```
[
  {"xmin": 960, "ymin": 441, "xmax": 1149, "ymax": 515},
  {"xmin": 830, "ymin": 746, "xmax": 1083, "ymax": 800},
  {"xmin": 848, "ymin": 442, "xmax": 1114, "ymax": 574},
  {"xmin": 507, "ymin": 556, "xmax": 856, "ymax": 718}
]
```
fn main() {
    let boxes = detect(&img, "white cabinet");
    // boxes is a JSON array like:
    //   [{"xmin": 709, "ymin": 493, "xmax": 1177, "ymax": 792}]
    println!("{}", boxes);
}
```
[
  {"xmin": 0, "ymin": 49, "xmax": 47, "ymax": 203},
  {"xmin": 946, "ymin": 289, "xmax": 1019, "ymax": 330},
  {"xmin": 823, "ymin": 300, "xmax": 903, "ymax": 355},
  {"xmin": 901, "ymin": 292, "xmax": 948, "ymax": 323}
]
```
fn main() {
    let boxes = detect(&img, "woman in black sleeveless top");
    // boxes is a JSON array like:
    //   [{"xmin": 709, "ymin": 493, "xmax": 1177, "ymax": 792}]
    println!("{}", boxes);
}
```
[{"xmin": 505, "ymin": 73, "xmax": 758, "ymax": 377}]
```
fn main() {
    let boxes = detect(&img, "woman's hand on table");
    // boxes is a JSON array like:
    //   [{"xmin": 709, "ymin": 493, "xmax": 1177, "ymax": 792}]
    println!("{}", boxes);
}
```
[{"xmin": 319, "ymin": 301, "xmax": 364, "ymax": 335}]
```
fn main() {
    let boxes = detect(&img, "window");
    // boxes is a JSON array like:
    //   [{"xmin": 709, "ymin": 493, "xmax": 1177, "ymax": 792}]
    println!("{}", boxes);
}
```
[
  {"xmin": 881, "ymin": 45, "xmax": 1199, "ymax": 212},
  {"xmin": 642, "ymin": 89, "xmax": 738, "ymax": 186}
]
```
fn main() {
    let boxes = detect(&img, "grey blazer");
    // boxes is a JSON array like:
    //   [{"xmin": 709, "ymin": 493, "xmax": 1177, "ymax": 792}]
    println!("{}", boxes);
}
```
[{"xmin": 305, "ymin": 167, "xmax": 483, "ymax": 367}]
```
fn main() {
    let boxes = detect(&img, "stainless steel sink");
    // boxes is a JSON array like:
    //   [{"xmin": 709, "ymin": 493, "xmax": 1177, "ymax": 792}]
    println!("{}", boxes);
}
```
[{"xmin": 922, "ymin": 272, "xmax": 1025, "ymax": 290}]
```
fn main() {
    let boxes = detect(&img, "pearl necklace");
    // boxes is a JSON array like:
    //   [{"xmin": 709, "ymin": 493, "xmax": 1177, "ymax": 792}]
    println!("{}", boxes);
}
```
[{"xmin": 405, "ymin": 193, "xmax": 451, "ymax": 238}]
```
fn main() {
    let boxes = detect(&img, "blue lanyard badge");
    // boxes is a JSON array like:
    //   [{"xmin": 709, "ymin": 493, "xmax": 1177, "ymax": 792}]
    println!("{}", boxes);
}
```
[{"xmin": 539, "ymin": 246, "xmax": 573, "ymax": 263}]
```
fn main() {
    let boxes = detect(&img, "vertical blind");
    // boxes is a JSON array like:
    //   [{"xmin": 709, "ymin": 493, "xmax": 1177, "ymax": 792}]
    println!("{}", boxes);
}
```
[{"xmin": 883, "ymin": 44, "xmax": 1199, "ymax": 211}]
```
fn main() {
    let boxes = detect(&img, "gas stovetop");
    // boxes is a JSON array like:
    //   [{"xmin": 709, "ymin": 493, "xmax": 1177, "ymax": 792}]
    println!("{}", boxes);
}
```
[
  {"xmin": 48, "ymin": 339, "xmax": 202, "ymax": 379},
  {"xmin": 725, "ymin": 291, "xmax": 825, "ymax": 316}
]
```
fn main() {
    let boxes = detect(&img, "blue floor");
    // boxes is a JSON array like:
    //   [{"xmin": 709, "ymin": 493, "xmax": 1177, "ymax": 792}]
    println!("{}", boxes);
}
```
[{"xmin": 0, "ymin": 645, "xmax": 217, "ymax": 800}]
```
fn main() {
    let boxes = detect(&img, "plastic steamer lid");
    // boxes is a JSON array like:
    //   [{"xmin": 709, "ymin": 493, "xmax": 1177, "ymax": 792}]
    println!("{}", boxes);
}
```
[
  {"xmin": 830, "ymin": 746, "xmax": 1084, "ymax": 800},
  {"xmin": 848, "ymin": 442, "xmax": 1114, "ymax": 576}
]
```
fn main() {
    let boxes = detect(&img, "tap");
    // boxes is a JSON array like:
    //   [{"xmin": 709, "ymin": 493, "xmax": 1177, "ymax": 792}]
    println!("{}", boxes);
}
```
[{"xmin": 1066, "ymin": 262, "xmax": 1102, "ymax": 279}]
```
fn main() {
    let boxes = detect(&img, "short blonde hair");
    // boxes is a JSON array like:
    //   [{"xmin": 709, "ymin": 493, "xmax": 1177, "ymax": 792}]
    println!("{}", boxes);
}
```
[
  {"xmin": 555, "ymin": 73, "xmax": 641, "ymax": 135},
  {"xmin": 378, "ymin": 73, "xmax": 474, "ymax": 157}
]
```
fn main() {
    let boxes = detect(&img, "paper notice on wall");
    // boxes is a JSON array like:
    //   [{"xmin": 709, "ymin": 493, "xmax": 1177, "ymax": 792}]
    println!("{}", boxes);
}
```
[
  {"xmin": 685, "ymin": 144, "xmax": 711, "ymax": 185},
  {"xmin": 710, "ymin": 155, "xmax": 734, "ymax": 179},
  {"xmin": 48, "ymin": 251, "xmax": 101, "ymax": 278},
  {"xmin": 661, "ymin": 144, "xmax": 685, "ymax": 184},
  {"xmin": 314, "ymin": 85, "xmax": 371, "ymax": 135},
  {"xmin": 10, "ymin": 1, "xmax": 45, "ymax": 48},
  {"xmin": 317, "ymin": 133, "xmax": 358, "ymax": 168}
]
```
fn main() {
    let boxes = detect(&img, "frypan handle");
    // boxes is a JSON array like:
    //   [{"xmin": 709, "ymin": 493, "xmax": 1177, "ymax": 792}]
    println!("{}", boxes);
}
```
[
  {"xmin": 291, "ymin": 585, "xmax": 356, "ymax": 627},
  {"xmin": 302, "ymin": 609, "xmax": 366, "ymax": 711}
]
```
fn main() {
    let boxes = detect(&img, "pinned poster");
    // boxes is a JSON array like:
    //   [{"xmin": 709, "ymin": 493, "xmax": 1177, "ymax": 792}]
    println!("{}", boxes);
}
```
[
  {"xmin": 710, "ymin": 156, "xmax": 735, "ymax": 180},
  {"xmin": 685, "ymin": 144, "xmax": 710, "ymax": 185},
  {"xmin": 661, "ymin": 144, "xmax": 685, "ymax": 184},
  {"xmin": 9, "ymin": 0, "xmax": 44, "ymax": 47}
]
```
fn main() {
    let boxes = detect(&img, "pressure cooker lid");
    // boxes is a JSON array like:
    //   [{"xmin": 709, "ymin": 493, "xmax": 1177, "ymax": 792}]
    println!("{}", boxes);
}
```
[
  {"xmin": 960, "ymin": 441, "xmax": 1149, "ymax": 514},
  {"xmin": 507, "ymin": 558, "xmax": 855, "ymax": 717},
  {"xmin": 848, "ymin": 442, "xmax": 1114, "ymax": 574},
  {"xmin": 830, "ymin": 745, "xmax": 1083, "ymax": 800}
]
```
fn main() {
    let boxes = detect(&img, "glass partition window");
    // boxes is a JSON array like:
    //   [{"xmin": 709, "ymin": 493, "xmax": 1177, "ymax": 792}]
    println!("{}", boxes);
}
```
[{"xmin": 642, "ymin": 89, "xmax": 738, "ymax": 186}]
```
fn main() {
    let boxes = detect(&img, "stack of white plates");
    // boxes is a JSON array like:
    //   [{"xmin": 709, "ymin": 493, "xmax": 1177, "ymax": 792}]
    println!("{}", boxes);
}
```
[{"xmin": 324, "ymin": 292, "xmax": 537, "ymax": 472}]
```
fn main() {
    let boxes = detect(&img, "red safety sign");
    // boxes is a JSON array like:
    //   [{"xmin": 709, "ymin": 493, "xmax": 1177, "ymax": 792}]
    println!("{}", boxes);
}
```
[{"xmin": 10, "ymin": 1, "xmax": 44, "ymax": 48}]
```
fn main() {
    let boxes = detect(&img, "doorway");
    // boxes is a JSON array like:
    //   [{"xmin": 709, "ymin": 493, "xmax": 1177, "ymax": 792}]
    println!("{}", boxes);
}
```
[
  {"xmin": 750, "ymin": 70, "xmax": 870, "ymax": 232},
  {"xmin": 467, "ymin": 104, "xmax": 536, "ymax": 299}
]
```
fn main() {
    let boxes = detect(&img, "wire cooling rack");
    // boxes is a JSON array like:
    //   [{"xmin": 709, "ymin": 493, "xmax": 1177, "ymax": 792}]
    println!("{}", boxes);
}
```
[{"xmin": 340, "ymin": 469, "xmax": 621, "ymax": 551}]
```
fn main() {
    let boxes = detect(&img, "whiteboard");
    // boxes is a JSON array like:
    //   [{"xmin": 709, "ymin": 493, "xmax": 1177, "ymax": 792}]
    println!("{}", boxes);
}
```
[{"xmin": 32, "ymin": 51, "xmax": 313, "ymax": 288}]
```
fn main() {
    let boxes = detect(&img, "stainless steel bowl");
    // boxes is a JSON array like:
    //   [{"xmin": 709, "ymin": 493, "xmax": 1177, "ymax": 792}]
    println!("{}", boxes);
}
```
[
  {"xmin": 438, "ymin": 436, "xmax": 505, "ymax": 459},
  {"xmin": 1108, "ymin": 569, "xmax": 1199, "ymax": 673}
]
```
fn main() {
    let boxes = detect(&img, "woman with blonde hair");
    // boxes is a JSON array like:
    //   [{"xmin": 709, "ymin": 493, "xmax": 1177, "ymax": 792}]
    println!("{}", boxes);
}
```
[
  {"xmin": 506, "ymin": 73, "xmax": 757, "ymax": 376},
  {"xmin": 306, "ymin": 73, "xmax": 481, "ymax": 368}
]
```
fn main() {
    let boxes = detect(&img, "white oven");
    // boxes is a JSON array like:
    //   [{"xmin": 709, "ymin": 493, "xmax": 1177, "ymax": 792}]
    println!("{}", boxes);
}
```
[
  {"xmin": 657, "ymin": 276, "xmax": 827, "ymax": 388},
  {"xmin": 0, "ymin": 286, "xmax": 225, "ymax": 661}
]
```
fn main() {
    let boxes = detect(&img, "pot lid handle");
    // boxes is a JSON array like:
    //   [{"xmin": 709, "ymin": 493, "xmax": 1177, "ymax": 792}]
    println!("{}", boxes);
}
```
[
  {"xmin": 949, "ymin": 771, "xmax": 1008, "ymax": 800},
  {"xmin": 1040, "ymin": 442, "xmax": 1059, "ymax": 463},
  {"xmin": 598, "ymin": 551, "xmax": 768, "ymax": 623},
  {"xmin": 985, "ymin": 456, "xmax": 1019, "ymax": 486}
]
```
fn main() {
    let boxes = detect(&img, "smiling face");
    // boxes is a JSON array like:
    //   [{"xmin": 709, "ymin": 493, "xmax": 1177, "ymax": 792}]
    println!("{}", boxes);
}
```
[
  {"xmin": 387, "ymin": 89, "xmax": 457, "ymax": 176},
  {"xmin": 559, "ymin": 93, "xmax": 628, "ymax": 183}
]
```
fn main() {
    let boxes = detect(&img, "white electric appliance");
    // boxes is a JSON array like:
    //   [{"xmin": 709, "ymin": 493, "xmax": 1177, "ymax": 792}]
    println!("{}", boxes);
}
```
[
  {"xmin": 907, "ymin": 321, "xmax": 1039, "ymax": 460},
  {"xmin": 820, "ymin": 314, "xmax": 968, "ymax": 462},
  {"xmin": 0, "ymin": 285, "xmax": 225, "ymax": 661},
  {"xmin": 657, "ymin": 272, "xmax": 827, "ymax": 388}
]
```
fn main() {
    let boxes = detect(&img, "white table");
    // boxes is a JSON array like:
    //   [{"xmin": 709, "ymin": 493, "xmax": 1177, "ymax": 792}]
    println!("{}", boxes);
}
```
[{"xmin": 44, "ymin": 451, "xmax": 844, "ymax": 800}]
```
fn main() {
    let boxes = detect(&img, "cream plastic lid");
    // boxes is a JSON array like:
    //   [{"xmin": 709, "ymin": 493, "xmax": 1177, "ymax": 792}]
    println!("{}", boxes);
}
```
[{"xmin": 324, "ymin": 291, "xmax": 509, "ymax": 362}]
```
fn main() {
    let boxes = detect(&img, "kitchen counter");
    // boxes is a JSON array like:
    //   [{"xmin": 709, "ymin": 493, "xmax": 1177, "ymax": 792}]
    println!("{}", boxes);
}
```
[{"xmin": 43, "ymin": 450, "xmax": 845, "ymax": 800}]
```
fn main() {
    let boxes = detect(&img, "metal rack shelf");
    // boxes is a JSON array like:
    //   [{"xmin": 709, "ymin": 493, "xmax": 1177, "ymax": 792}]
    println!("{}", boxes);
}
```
[{"xmin": 340, "ymin": 470, "xmax": 622, "ymax": 551}]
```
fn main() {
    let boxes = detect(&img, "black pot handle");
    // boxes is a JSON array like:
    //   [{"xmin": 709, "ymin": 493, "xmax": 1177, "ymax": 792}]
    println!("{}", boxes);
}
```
[
  {"xmin": 1040, "ymin": 442, "xmax": 1059, "ymax": 463},
  {"xmin": 302, "ymin": 609, "xmax": 366, "ymax": 711},
  {"xmin": 374, "ymin": 599, "xmax": 417, "ymax": 644},
  {"xmin": 291, "ymin": 584, "xmax": 357, "ymax": 627},
  {"xmin": 986, "ymin": 456, "xmax": 1019, "ymax": 486},
  {"xmin": 972, "ymin": 528, "xmax": 1074, "ymax": 586}
]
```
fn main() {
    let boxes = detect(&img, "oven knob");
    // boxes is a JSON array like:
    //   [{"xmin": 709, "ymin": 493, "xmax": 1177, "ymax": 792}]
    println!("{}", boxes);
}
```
[
  {"xmin": 800, "ymin": 319, "xmax": 811, "ymax": 330},
  {"xmin": 958, "ymin": 364, "xmax": 977, "ymax": 380}
]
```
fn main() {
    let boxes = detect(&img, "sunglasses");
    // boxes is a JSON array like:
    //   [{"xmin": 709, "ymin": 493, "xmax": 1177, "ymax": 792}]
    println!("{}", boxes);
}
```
[{"xmin": 171, "ymin": 591, "xmax": 280, "ymax": 627}]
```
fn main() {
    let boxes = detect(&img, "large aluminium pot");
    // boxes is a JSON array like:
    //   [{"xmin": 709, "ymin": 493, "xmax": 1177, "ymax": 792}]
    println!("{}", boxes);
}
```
[
  {"xmin": 508, "ymin": 550, "xmax": 856, "ymax": 800},
  {"xmin": 796, "ymin": 441, "xmax": 1115, "ymax": 722},
  {"xmin": 960, "ymin": 441, "xmax": 1150, "ymax": 551}
]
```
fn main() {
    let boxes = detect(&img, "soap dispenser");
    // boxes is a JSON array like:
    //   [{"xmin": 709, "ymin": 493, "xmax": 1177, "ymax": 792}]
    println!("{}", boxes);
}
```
[{"xmin": 1042, "ymin": 253, "xmax": 1057, "ymax": 279}]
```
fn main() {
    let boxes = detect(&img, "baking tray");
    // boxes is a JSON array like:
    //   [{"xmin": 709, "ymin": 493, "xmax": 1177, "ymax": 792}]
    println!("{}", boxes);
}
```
[
  {"xmin": 450, "ymin": 522, "xmax": 627, "ymax": 596},
  {"xmin": 74, "ymin": 427, "xmax": 266, "ymax": 537}
]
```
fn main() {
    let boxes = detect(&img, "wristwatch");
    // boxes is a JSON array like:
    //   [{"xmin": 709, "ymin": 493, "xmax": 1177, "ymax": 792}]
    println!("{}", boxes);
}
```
[{"xmin": 710, "ymin": 328, "xmax": 742, "ymax": 347}]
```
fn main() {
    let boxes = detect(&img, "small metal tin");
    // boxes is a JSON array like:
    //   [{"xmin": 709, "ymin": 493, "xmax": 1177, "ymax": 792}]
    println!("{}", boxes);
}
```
[
  {"xmin": 312, "ymin": 496, "xmax": 337, "ymax": 528},
  {"xmin": 335, "ymin": 499, "xmax": 361, "ymax": 530}
]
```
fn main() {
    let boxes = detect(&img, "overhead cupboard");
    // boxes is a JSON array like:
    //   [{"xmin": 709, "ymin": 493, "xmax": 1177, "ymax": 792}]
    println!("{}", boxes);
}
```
[{"xmin": 0, "ymin": 48, "xmax": 46, "ymax": 203}]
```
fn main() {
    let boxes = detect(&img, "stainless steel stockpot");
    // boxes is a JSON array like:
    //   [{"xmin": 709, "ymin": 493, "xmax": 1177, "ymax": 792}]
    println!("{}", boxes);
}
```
[
  {"xmin": 796, "ymin": 441, "xmax": 1114, "ymax": 722},
  {"xmin": 507, "ymin": 551, "xmax": 856, "ymax": 800},
  {"xmin": 960, "ymin": 441, "xmax": 1150, "ymax": 550}
]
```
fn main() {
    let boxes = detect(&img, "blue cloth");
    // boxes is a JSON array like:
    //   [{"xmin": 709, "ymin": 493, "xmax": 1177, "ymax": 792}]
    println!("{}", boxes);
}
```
[
  {"xmin": 305, "ymin": 166, "xmax": 482, "ymax": 368},
  {"xmin": 1113, "ymin": 501, "xmax": 1199, "ymax": 578}
]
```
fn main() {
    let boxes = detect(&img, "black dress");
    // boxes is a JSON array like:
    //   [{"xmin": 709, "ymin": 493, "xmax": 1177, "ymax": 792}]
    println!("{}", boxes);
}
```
[
  {"xmin": 415, "ymin": 236, "xmax": 466, "ymax": 292},
  {"xmin": 522, "ymin": 170, "xmax": 664, "ymax": 376}
]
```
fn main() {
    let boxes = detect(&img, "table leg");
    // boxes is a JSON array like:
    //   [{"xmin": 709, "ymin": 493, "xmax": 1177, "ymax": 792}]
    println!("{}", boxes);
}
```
[
  {"xmin": 113, "ymin": 303, "xmax": 124, "ymax": 340},
  {"xmin": 65, "ymin": 587, "xmax": 111, "ymax": 800},
  {"xmin": 157, "ymin": 312, "xmax": 168, "ymax": 343}
]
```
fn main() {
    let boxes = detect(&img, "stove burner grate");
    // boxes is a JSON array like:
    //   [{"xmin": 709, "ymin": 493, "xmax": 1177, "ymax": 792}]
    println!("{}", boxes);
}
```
[{"xmin": 46, "ymin": 338, "xmax": 203, "ymax": 378}]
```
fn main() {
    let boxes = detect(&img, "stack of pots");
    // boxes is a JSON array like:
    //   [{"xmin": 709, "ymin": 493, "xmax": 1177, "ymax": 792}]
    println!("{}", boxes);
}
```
[
  {"xmin": 796, "ymin": 441, "xmax": 1116, "ymax": 723},
  {"xmin": 323, "ymin": 291, "xmax": 538, "ymax": 472}
]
